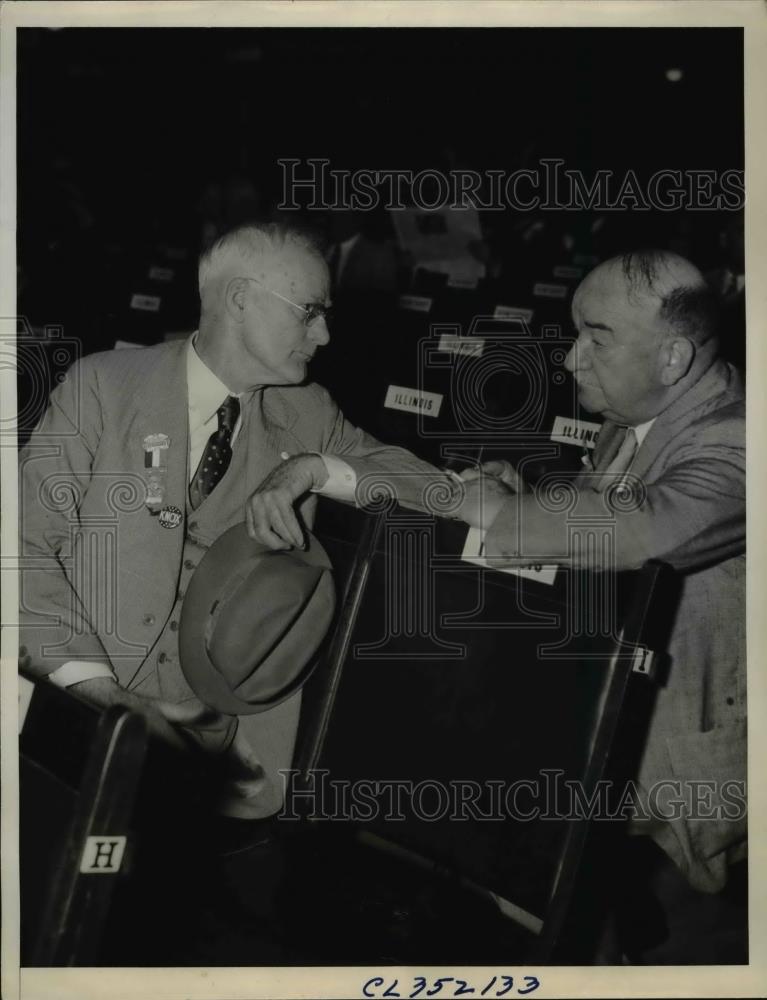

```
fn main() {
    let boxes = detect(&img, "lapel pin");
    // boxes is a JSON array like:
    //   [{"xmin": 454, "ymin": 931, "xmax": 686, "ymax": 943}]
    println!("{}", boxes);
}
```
[
  {"xmin": 159, "ymin": 505, "xmax": 183, "ymax": 529},
  {"xmin": 143, "ymin": 433, "xmax": 171, "ymax": 512}
]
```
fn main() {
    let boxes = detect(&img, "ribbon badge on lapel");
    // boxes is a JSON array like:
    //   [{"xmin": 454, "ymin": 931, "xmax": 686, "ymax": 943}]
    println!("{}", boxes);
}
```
[{"xmin": 142, "ymin": 433, "xmax": 170, "ymax": 513}]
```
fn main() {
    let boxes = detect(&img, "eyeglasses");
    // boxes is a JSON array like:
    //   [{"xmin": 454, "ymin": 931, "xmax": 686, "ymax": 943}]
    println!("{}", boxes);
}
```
[{"xmin": 243, "ymin": 276, "xmax": 332, "ymax": 327}]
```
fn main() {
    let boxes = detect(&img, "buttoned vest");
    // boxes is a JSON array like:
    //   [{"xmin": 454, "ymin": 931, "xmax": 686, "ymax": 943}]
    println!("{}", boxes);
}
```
[{"xmin": 127, "ymin": 408, "xmax": 255, "ymax": 711}]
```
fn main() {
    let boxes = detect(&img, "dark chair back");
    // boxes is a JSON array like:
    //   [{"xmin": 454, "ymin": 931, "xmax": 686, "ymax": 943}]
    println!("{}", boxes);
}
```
[
  {"xmin": 20, "ymin": 677, "xmax": 148, "ymax": 966},
  {"xmin": 295, "ymin": 499, "xmax": 670, "ymax": 962}
]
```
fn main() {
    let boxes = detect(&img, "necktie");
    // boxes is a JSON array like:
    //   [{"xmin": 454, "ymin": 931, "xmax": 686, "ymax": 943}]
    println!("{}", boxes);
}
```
[
  {"xmin": 592, "ymin": 427, "xmax": 638, "ymax": 493},
  {"xmin": 189, "ymin": 395, "xmax": 240, "ymax": 509}
]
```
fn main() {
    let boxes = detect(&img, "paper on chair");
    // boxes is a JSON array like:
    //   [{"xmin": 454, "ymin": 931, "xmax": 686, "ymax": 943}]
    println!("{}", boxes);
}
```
[{"xmin": 461, "ymin": 527, "xmax": 558, "ymax": 586}]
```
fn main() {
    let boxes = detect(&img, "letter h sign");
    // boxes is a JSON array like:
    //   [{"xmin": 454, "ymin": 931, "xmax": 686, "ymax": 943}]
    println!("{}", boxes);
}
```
[{"xmin": 79, "ymin": 835, "xmax": 127, "ymax": 873}]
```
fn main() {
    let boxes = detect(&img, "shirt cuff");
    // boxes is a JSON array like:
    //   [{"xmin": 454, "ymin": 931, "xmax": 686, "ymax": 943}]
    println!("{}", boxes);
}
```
[
  {"xmin": 47, "ymin": 661, "xmax": 117, "ymax": 688},
  {"xmin": 312, "ymin": 453, "xmax": 358, "ymax": 502}
]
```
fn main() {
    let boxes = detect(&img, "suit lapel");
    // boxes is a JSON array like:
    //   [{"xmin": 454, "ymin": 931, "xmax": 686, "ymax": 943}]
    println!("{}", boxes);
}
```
[
  {"xmin": 631, "ymin": 360, "xmax": 738, "ymax": 481},
  {"xmin": 245, "ymin": 386, "xmax": 305, "ymax": 487}
]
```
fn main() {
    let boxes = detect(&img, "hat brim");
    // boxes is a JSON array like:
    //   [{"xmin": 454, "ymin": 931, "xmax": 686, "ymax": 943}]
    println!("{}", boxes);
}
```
[{"xmin": 179, "ymin": 524, "xmax": 336, "ymax": 715}]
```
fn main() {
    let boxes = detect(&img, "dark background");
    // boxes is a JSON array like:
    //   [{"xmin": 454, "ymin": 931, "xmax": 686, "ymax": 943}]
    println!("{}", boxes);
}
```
[
  {"xmin": 17, "ymin": 27, "xmax": 743, "ymax": 200},
  {"xmin": 15, "ymin": 27, "xmax": 745, "ymax": 423}
]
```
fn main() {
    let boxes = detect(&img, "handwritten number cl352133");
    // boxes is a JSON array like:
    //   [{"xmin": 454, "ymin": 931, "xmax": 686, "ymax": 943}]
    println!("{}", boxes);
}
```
[{"xmin": 361, "ymin": 976, "xmax": 541, "ymax": 998}]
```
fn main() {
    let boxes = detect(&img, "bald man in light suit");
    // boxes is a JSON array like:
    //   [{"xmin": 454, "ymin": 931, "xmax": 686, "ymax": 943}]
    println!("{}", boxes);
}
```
[
  {"xmin": 19, "ymin": 221, "xmax": 444, "ymax": 819},
  {"xmin": 458, "ymin": 250, "xmax": 746, "ymax": 910}
]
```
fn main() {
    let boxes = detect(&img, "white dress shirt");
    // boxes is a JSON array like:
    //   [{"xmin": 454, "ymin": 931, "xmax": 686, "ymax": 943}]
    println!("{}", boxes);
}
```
[
  {"xmin": 48, "ymin": 337, "xmax": 356, "ymax": 688},
  {"xmin": 632, "ymin": 417, "xmax": 655, "ymax": 451}
]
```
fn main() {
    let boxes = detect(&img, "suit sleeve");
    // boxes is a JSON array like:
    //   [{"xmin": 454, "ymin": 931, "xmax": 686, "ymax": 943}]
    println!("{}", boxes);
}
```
[
  {"xmin": 484, "ymin": 413, "xmax": 745, "ymax": 573},
  {"xmin": 19, "ymin": 357, "xmax": 113, "ymax": 676},
  {"xmin": 312, "ymin": 385, "xmax": 456, "ymax": 515}
]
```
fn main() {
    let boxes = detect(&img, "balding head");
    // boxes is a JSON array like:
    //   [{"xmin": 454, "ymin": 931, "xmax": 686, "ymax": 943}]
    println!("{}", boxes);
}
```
[
  {"xmin": 566, "ymin": 249, "xmax": 720, "ymax": 424},
  {"xmin": 574, "ymin": 250, "xmax": 719, "ymax": 347}
]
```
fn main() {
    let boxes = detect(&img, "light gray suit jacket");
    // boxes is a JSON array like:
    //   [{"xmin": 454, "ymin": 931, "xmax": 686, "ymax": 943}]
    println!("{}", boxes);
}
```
[
  {"xmin": 485, "ymin": 360, "xmax": 746, "ymax": 890},
  {"xmin": 19, "ymin": 337, "xmax": 444, "ymax": 799}
]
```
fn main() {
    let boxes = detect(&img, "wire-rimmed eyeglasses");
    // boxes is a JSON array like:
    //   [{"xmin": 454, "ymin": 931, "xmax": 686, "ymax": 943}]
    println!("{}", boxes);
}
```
[{"xmin": 243, "ymin": 276, "xmax": 332, "ymax": 327}]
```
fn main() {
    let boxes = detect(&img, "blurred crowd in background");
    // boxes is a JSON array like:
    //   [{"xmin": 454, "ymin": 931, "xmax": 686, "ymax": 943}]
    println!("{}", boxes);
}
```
[{"xmin": 16, "ymin": 27, "xmax": 746, "ymax": 441}]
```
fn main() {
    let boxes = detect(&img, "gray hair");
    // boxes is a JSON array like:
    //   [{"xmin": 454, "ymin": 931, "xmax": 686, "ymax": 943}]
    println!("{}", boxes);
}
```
[
  {"xmin": 198, "ymin": 221, "xmax": 325, "ymax": 296},
  {"xmin": 618, "ymin": 249, "xmax": 720, "ymax": 346}
]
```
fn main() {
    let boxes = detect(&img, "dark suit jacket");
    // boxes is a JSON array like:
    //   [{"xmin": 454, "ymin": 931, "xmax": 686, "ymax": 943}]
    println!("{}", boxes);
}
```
[{"xmin": 484, "ymin": 360, "xmax": 746, "ymax": 890}]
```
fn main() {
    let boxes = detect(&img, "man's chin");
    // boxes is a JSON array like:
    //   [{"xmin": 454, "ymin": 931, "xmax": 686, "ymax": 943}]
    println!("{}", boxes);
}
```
[
  {"xmin": 576, "ymin": 385, "xmax": 605, "ymax": 414},
  {"xmin": 283, "ymin": 361, "xmax": 309, "ymax": 384}
]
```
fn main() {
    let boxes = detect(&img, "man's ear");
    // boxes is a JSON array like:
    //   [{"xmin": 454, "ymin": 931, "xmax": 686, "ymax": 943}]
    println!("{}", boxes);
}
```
[
  {"xmin": 660, "ymin": 336, "xmax": 695, "ymax": 385},
  {"xmin": 224, "ymin": 277, "xmax": 249, "ymax": 321}
]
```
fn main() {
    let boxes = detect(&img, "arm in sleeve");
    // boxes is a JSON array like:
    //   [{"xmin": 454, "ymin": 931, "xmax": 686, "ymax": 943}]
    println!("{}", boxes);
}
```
[
  {"xmin": 484, "ymin": 417, "xmax": 745, "ymax": 573},
  {"xmin": 313, "ymin": 385, "xmax": 456, "ymax": 514},
  {"xmin": 313, "ymin": 453, "xmax": 357, "ymax": 501},
  {"xmin": 47, "ymin": 661, "xmax": 118, "ymax": 688},
  {"xmin": 19, "ymin": 357, "xmax": 114, "ymax": 677}
]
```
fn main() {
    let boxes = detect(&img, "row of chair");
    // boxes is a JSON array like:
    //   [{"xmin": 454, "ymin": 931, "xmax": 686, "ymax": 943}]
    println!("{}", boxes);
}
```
[{"xmin": 19, "ymin": 495, "xmax": 670, "ymax": 966}]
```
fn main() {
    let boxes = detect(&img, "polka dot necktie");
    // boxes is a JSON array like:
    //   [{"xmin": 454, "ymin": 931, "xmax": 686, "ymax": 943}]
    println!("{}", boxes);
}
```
[{"xmin": 189, "ymin": 394, "xmax": 240, "ymax": 509}]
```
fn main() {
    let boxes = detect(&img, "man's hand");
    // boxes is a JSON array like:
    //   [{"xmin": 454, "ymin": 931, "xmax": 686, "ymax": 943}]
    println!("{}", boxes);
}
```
[
  {"xmin": 455, "ymin": 474, "xmax": 514, "ymax": 530},
  {"xmin": 245, "ymin": 454, "xmax": 328, "ymax": 550},
  {"xmin": 459, "ymin": 459, "xmax": 529, "ymax": 494},
  {"xmin": 68, "ymin": 676, "xmax": 210, "ymax": 751}
]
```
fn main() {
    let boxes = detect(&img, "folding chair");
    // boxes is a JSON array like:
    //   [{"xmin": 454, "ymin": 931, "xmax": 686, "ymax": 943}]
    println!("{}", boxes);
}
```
[
  {"xmin": 291, "ymin": 499, "xmax": 671, "ymax": 964},
  {"xmin": 19, "ymin": 676, "xmax": 148, "ymax": 966}
]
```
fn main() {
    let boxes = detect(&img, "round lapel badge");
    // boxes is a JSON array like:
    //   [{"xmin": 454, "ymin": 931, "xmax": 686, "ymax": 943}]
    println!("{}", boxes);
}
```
[{"xmin": 158, "ymin": 505, "xmax": 183, "ymax": 529}]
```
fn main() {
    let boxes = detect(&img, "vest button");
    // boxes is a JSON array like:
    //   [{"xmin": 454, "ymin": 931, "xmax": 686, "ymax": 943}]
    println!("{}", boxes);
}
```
[
  {"xmin": 188, "ymin": 521, "xmax": 198, "ymax": 531},
  {"xmin": 726, "ymin": 696, "xmax": 735, "ymax": 706},
  {"xmin": 142, "ymin": 613, "xmax": 155, "ymax": 626},
  {"xmin": 184, "ymin": 559, "xmax": 195, "ymax": 570},
  {"xmin": 177, "ymin": 590, "xmax": 185, "ymax": 600},
  {"xmin": 170, "ymin": 620, "xmax": 179, "ymax": 631},
  {"xmin": 158, "ymin": 652, "xmax": 167, "ymax": 664}
]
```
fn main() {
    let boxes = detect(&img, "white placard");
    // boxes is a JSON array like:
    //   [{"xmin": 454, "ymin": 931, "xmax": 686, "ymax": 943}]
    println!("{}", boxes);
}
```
[
  {"xmin": 461, "ymin": 527, "xmax": 558, "ymax": 585},
  {"xmin": 398, "ymin": 294, "xmax": 433, "ymax": 313},
  {"xmin": 552, "ymin": 265, "xmax": 583, "ymax": 280},
  {"xmin": 148, "ymin": 265, "xmax": 175, "ymax": 282},
  {"xmin": 384, "ymin": 384, "xmax": 443, "ymax": 417},
  {"xmin": 533, "ymin": 283, "xmax": 568, "ymax": 299},
  {"xmin": 438, "ymin": 334, "xmax": 484, "ymax": 358},
  {"xmin": 493, "ymin": 305, "xmax": 534, "ymax": 322},
  {"xmin": 80, "ymin": 835, "xmax": 127, "ymax": 874},
  {"xmin": 550, "ymin": 415, "xmax": 602, "ymax": 449},
  {"xmin": 130, "ymin": 293, "xmax": 161, "ymax": 313},
  {"xmin": 446, "ymin": 274, "xmax": 479, "ymax": 290}
]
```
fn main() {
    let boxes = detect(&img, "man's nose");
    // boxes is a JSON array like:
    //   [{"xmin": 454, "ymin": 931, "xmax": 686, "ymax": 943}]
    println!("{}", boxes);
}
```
[
  {"xmin": 309, "ymin": 317, "xmax": 330, "ymax": 346},
  {"xmin": 564, "ymin": 337, "xmax": 588, "ymax": 373}
]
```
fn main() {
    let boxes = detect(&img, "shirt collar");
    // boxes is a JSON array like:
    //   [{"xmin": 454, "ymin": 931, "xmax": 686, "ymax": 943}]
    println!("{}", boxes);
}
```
[
  {"xmin": 186, "ymin": 334, "xmax": 236, "ymax": 426},
  {"xmin": 632, "ymin": 417, "xmax": 656, "ymax": 448}
]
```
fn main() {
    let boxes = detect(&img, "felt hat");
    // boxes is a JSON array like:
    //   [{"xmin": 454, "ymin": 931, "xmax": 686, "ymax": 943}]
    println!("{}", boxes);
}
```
[{"xmin": 179, "ymin": 523, "xmax": 335, "ymax": 715}]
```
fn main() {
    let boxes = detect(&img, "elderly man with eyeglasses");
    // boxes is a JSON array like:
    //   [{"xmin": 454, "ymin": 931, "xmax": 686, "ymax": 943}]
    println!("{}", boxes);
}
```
[{"xmin": 19, "ymin": 221, "xmax": 444, "ymax": 828}]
